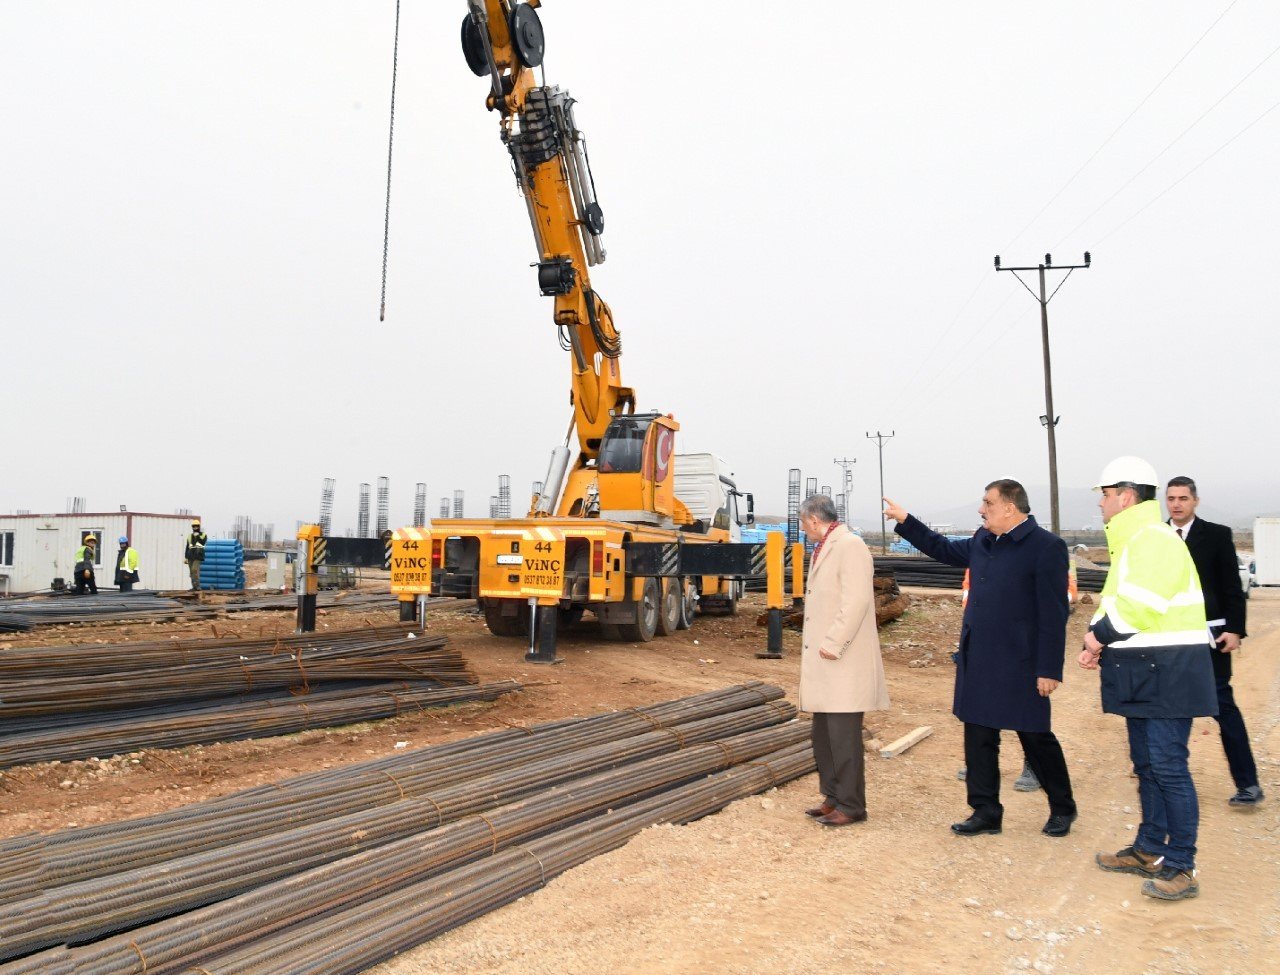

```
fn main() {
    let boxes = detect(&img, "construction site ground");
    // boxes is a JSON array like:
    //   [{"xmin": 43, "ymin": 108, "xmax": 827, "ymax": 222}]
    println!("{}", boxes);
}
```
[{"xmin": 1, "ymin": 586, "xmax": 1276, "ymax": 975}]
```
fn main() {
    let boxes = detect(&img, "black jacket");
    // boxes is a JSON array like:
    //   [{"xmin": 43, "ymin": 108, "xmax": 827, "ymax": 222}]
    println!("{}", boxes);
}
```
[
  {"xmin": 894, "ymin": 514, "xmax": 1069, "ymax": 733},
  {"xmin": 1175, "ymin": 517, "xmax": 1247, "ymax": 678}
]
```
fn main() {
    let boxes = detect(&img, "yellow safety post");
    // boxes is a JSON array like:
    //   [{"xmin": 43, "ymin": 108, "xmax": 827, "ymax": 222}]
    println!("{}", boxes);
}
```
[
  {"xmin": 295, "ymin": 524, "xmax": 323, "ymax": 632},
  {"xmin": 757, "ymin": 531, "xmax": 786, "ymax": 659}
]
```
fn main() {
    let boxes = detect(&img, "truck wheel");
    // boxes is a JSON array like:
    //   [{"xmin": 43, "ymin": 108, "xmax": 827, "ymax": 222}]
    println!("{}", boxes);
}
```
[
  {"xmin": 559, "ymin": 605, "xmax": 586, "ymax": 628},
  {"xmin": 482, "ymin": 598, "xmax": 530, "ymax": 637},
  {"xmin": 676, "ymin": 578, "xmax": 697, "ymax": 630},
  {"xmin": 655, "ymin": 579, "xmax": 681, "ymax": 636},
  {"xmin": 618, "ymin": 577, "xmax": 660, "ymax": 642},
  {"xmin": 721, "ymin": 582, "xmax": 739, "ymax": 617},
  {"xmin": 700, "ymin": 580, "xmax": 740, "ymax": 617}
]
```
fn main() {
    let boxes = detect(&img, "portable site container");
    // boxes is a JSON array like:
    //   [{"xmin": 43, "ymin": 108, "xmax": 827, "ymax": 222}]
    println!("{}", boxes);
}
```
[
  {"xmin": 1254, "ymin": 517, "xmax": 1280, "ymax": 586},
  {"xmin": 0, "ymin": 511, "xmax": 199, "ymax": 594}
]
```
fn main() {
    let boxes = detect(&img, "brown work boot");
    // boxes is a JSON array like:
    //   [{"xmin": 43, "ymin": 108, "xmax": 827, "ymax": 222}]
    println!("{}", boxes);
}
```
[
  {"xmin": 1095, "ymin": 845, "xmax": 1162, "ymax": 876},
  {"xmin": 1142, "ymin": 865, "xmax": 1199, "ymax": 901}
]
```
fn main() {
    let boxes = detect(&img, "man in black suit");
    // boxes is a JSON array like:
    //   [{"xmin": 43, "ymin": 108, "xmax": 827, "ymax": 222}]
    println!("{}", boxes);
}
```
[{"xmin": 1166, "ymin": 476, "xmax": 1263, "ymax": 808}]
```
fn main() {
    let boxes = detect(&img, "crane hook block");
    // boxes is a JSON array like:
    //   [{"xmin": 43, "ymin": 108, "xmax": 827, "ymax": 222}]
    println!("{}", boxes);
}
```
[
  {"xmin": 460, "ymin": 16, "xmax": 489, "ymax": 77},
  {"xmin": 510, "ymin": 4, "xmax": 546, "ymax": 68}
]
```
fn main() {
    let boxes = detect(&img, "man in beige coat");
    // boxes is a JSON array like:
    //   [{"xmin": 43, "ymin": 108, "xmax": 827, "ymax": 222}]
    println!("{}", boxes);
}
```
[{"xmin": 798, "ymin": 494, "xmax": 891, "ymax": 827}]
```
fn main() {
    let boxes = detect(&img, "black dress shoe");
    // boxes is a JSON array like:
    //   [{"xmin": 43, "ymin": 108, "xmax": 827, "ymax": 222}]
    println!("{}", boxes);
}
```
[
  {"xmin": 1042, "ymin": 813, "xmax": 1077, "ymax": 837},
  {"xmin": 951, "ymin": 815, "xmax": 1002, "ymax": 836}
]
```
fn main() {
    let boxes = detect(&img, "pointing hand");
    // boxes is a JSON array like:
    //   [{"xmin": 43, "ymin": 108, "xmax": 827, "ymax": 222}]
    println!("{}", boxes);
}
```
[{"xmin": 882, "ymin": 498, "xmax": 908, "ymax": 523}]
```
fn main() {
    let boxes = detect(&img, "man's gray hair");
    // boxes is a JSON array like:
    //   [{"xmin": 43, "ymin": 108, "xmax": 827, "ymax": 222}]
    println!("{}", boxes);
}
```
[{"xmin": 798, "ymin": 494, "xmax": 838, "ymax": 524}]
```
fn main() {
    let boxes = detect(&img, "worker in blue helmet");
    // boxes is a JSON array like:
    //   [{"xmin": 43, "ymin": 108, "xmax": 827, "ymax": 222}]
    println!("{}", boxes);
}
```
[{"xmin": 115, "ymin": 536, "xmax": 140, "ymax": 592}]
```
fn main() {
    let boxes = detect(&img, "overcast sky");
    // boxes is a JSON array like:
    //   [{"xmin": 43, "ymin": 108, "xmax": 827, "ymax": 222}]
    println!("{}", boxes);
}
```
[{"xmin": 3, "ymin": 1, "xmax": 1278, "ymax": 535}]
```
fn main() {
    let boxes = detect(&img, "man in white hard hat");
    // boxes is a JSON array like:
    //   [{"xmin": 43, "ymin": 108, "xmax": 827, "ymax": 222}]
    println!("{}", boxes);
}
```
[{"xmin": 1080, "ymin": 457, "xmax": 1217, "ymax": 901}]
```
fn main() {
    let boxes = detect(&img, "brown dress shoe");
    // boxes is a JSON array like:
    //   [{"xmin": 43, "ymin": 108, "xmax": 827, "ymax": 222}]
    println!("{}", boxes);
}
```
[
  {"xmin": 805, "ymin": 803, "xmax": 835, "ymax": 818},
  {"xmin": 817, "ymin": 809, "xmax": 867, "ymax": 827}
]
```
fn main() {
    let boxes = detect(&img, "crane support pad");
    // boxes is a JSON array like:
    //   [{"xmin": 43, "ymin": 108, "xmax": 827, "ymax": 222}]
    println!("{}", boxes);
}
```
[
  {"xmin": 626, "ymin": 541, "xmax": 774, "ymax": 579},
  {"xmin": 318, "ymin": 537, "xmax": 387, "ymax": 569}
]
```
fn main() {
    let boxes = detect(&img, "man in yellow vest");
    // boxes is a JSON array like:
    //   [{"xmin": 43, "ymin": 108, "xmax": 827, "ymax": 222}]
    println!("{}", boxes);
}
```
[
  {"xmin": 184, "ymin": 520, "xmax": 208, "ymax": 591},
  {"xmin": 114, "ymin": 536, "xmax": 140, "ymax": 592},
  {"xmin": 1080, "ymin": 457, "xmax": 1216, "ymax": 901},
  {"xmin": 73, "ymin": 535, "xmax": 98, "ymax": 595}
]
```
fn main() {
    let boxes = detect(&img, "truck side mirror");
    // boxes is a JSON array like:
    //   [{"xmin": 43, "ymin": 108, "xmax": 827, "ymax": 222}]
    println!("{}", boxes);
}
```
[{"xmin": 743, "ymin": 493, "xmax": 755, "ymax": 525}]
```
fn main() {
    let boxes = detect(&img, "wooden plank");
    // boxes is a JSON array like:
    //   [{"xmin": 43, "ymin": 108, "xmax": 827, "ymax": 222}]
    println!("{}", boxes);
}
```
[{"xmin": 879, "ymin": 725, "xmax": 933, "ymax": 759}]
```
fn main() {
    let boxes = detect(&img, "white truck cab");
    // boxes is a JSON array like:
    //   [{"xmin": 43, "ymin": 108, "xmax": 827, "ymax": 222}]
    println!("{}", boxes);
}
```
[{"xmin": 673, "ymin": 453, "xmax": 754, "ymax": 540}]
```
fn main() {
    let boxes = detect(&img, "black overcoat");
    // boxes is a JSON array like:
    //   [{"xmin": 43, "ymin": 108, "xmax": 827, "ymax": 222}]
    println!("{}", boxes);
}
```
[
  {"xmin": 1177, "ymin": 517, "xmax": 1247, "ymax": 679},
  {"xmin": 895, "ymin": 514, "xmax": 1069, "ymax": 733}
]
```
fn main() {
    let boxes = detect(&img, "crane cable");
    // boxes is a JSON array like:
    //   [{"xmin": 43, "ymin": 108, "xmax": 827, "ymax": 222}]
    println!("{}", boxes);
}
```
[{"xmin": 379, "ymin": 0, "xmax": 402, "ymax": 322}]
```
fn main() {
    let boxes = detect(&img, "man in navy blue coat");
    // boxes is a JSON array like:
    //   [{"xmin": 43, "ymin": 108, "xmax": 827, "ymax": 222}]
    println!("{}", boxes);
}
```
[{"xmin": 884, "ymin": 479, "xmax": 1077, "ymax": 837}]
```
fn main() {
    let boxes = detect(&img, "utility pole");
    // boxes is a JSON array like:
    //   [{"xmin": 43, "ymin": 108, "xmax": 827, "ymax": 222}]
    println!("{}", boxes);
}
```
[
  {"xmin": 833, "ymin": 457, "xmax": 856, "ymax": 524},
  {"xmin": 995, "ymin": 251, "xmax": 1091, "ymax": 536},
  {"xmin": 865, "ymin": 431, "xmax": 894, "ymax": 554}
]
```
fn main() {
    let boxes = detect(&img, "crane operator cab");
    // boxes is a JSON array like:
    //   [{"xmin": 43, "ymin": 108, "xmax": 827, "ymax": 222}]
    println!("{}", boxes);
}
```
[{"xmin": 592, "ymin": 411, "xmax": 679, "ymax": 526}]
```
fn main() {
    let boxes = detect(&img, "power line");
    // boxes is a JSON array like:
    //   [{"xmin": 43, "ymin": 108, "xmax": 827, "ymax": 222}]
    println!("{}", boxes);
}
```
[
  {"xmin": 1056, "ymin": 38, "xmax": 1280, "ymax": 249},
  {"xmin": 891, "ymin": 5, "xmax": 1238, "ymax": 420},
  {"xmin": 1001, "ymin": 0, "xmax": 1240, "ymax": 254},
  {"xmin": 1098, "ymin": 96, "xmax": 1280, "ymax": 245}
]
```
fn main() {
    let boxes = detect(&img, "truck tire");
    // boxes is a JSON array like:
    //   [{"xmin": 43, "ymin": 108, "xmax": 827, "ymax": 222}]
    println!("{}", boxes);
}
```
[
  {"xmin": 482, "ymin": 598, "xmax": 529, "ymax": 637},
  {"xmin": 676, "ymin": 577, "xmax": 697, "ymax": 630},
  {"xmin": 618, "ymin": 577, "xmax": 660, "ymax": 642},
  {"xmin": 700, "ymin": 580, "xmax": 740, "ymax": 617},
  {"xmin": 655, "ymin": 578, "xmax": 681, "ymax": 636}
]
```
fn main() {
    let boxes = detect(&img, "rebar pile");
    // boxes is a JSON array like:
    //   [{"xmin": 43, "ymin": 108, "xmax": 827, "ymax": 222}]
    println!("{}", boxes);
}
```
[
  {"xmin": 0, "ymin": 594, "xmax": 188, "ymax": 631},
  {"xmin": 874, "ymin": 556, "xmax": 1107, "ymax": 592},
  {"xmin": 0, "ymin": 626, "xmax": 511, "ymax": 769},
  {"xmin": 0, "ymin": 591, "xmax": 458, "ymax": 632},
  {"xmin": 0, "ymin": 683, "xmax": 812, "ymax": 975}
]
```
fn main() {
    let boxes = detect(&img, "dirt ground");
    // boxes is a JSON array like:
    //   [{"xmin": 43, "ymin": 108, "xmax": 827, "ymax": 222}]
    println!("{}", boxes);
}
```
[{"xmin": 1, "ymin": 588, "xmax": 1276, "ymax": 975}]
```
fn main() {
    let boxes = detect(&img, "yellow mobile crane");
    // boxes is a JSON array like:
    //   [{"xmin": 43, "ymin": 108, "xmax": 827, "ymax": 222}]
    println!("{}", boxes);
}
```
[{"xmin": 388, "ymin": 0, "xmax": 795, "ymax": 661}]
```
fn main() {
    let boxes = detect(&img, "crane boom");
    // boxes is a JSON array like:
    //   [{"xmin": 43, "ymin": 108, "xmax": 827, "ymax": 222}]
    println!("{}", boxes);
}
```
[{"xmin": 463, "ymin": 1, "xmax": 634, "ymax": 478}]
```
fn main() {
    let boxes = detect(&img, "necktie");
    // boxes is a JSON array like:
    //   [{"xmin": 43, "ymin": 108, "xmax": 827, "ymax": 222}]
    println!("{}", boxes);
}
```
[{"xmin": 1177, "ymin": 528, "xmax": 1184, "ymax": 539}]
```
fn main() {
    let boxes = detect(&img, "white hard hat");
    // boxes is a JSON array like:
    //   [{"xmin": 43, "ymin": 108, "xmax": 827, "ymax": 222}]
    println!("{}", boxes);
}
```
[{"xmin": 1093, "ymin": 456, "xmax": 1158, "ymax": 491}]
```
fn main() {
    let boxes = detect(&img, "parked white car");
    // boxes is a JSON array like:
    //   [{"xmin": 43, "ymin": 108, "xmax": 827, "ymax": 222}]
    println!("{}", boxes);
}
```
[{"xmin": 1238, "ymin": 554, "xmax": 1256, "ymax": 598}]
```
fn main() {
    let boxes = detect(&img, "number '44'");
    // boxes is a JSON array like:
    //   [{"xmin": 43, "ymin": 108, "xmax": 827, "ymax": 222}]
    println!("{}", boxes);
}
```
[{"xmin": 534, "ymin": 541, "xmax": 553, "ymax": 553}]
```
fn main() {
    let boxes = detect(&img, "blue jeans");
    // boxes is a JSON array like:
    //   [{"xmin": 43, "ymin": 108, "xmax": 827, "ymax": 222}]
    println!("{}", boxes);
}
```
[{"xmin": 1127, "ymin": 716, "xmax": 1198, "ymax": 871}]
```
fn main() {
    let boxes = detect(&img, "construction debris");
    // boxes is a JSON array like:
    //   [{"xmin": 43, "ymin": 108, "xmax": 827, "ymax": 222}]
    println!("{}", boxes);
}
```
[
  {"xmin": 879, "ymin": 725, "xmax": 934, "ymax": 759},
  {"xmin": 756, "ymin": 574, "xmax": 910, "ymax": 633}
]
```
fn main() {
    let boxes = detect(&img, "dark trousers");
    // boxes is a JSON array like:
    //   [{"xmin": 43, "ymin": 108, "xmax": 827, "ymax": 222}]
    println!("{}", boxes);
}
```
[
  {"xmin": 964, "ymin": 722, "xmax": 1076, "ymax": 821},
  {"xmin": 74, "ymin": 571, "xmax": 97, "ymax": 595},
  {"xmin": 1128, "ymin": 716, "xmax": 1198, "ymax": 871},
  {"xmin": 1213, "ymin": 673, "xmax": 1258, "ymax": 789},
  {"xmin": 811, "ymin": 712, "xmax": 865, "ymax": 818}
]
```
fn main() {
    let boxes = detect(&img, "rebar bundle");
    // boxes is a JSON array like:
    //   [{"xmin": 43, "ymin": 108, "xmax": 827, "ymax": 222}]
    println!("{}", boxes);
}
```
[
  {"xmin": 787, "ymin": 468, "xmax": 801, "ymax": 543},
  {"xmin": 318, "ymin": 477, "xmax": 335, "ymax": 535},
  {"xmin": 0, "ymin": 683, "xmax": 809, "ymax": 975},
  {"xmin": 0, "ymin": 626, "xmax": 506, "ymax": 769},
  {"xmin": 375, "ymin": 476, "xmax": 390, "ymax": 536},
  {"xmin": 413, "ymin": 482, "xmax": 427, "ymax": 527},
  {"xmin": 873, "ymin": 556, "xmax": 1106, "ymax": 592},
  {"xmin": 357, "ymin": 483, "xmax": 371, "ymax": 538}
]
